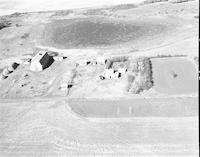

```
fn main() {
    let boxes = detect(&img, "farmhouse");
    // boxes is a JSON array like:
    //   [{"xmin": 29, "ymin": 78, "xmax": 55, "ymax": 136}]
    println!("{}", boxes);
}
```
[{"xmin": 30, "ymin": 50, "xmax": 54, "ymax": 71}]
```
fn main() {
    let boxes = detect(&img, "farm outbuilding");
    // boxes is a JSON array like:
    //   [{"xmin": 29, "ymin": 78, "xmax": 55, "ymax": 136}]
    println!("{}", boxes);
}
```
[
  {"xmin": 7, "ymin": 62, "xmax": 20, "ymax": 73},
  {"xmin": 100, "ymin": 68, "xmax": 125, "ymax": 80},
  {"xmin": 30, "ymin": 50, "xmax": 54, "ymax": 71}
]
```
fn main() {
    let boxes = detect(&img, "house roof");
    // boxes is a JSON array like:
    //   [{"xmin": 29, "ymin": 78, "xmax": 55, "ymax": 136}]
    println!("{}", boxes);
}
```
[{"xmin": 32, "ymin": 50, "xmax": 48, "ymax": 62}]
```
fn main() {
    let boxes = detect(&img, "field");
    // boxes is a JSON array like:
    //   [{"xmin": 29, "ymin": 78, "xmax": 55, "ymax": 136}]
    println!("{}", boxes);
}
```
[
  {"xmin": 68, "ymin": 97, "xmax": 198, "ymax": 117},
  {"xmin": 151, "ymin": 57, "xmax": 198, "ymax": 95},
  {"xmin": 0, "ymin": 99, "xmax": 198, "ymax": 156},
  {"xmin": 42, "ymin": 18, "xmax": 167, "ymax": 49}
]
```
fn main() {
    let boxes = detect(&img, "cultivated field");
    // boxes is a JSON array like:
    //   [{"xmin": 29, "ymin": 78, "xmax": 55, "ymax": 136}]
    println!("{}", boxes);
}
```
[{"xmin": 68, "ymin": 97, "xmax": 198, "ymax": 118}]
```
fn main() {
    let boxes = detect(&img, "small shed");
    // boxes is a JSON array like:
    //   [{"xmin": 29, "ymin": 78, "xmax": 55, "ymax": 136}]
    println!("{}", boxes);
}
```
[
  {"xmin": 30, "ymin": 50, "xmax": 54, "ymax": 71},
  {"xmin": 7, "ymin": 62, "xmax": 20, "ymax": 72}
]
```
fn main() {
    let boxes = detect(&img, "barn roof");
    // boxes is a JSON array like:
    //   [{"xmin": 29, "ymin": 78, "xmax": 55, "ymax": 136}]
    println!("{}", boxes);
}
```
[{"xmin": 32, "ymin": 50, "xmax": 48, "ymax": 62}]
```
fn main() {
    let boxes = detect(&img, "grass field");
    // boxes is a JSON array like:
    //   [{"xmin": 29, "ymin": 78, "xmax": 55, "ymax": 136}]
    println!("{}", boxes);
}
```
[{"xmin": 151, "ymin": 57, "xmax": 198, "ymax": 95}]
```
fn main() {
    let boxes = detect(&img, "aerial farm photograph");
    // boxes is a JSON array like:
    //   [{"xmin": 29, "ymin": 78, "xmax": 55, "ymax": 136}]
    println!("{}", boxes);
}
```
[{"xmin": 0, "ymin": 0, "xmax": 199, "ymax": 156}]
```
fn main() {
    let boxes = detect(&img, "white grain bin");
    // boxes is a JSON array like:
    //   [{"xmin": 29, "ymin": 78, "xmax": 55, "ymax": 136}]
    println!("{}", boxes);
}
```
[
  {"xmin": 53, "ymin": 56, "xmax": 64, "ymax": 61},
  {"xmin": 96, "ymin": 57, "xmax": 107, "ymax": 65},
  {"xmin": 60, "ymin": 82, "xmax": 68, "ymax": 91},
  {"xmin": 30, "ymin": 50, "xmax": 54, "ymax": 71},
  {"xmin": 24, "ymin": 60, "xmax": 31, "ymax": 65},
  {"xmin": 113, "ymin": 71, "xmax": 121, "ymax": 79},
  {"xmin": 1, "ymin": 68, "xmax": 9, "ymax": 80},
  {"xmin": 2, "ymin": 68, "xmax": 10, "ymax": 76},
  {"xmin": 118, "ymin": 68, "xmax": 127, "ymax": 74},
  {"xmin": 102, "ymin": 69, "xmax": 115, "ymax": 79},
  {"xmin": 77, "ymin": 59, "xmax": 87, "ymax": 66},
  {"xmin": 91, "ymin": 59, "xmax": 97, "ymax": 65}
]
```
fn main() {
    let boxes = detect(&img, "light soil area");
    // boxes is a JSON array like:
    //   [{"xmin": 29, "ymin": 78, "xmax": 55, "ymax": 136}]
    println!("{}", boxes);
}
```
[{"xmin": 0, "ymin": 99, "xmax": 198, "ymax": 156}]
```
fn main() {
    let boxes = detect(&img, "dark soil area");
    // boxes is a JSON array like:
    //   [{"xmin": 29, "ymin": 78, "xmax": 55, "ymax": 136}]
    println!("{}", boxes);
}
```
[{"xmin": 42, "ymin": 18, "xmax": 166, "ymax": 49}]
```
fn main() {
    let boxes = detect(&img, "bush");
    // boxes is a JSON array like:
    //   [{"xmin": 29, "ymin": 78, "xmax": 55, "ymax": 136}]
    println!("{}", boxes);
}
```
[
  {"xmin": 0, "ymin": 18, "xmax": 11, "ymax": 30},
  {"xmin": 128, "ymin": 57, "xmax": 153, "ymax": 94}
]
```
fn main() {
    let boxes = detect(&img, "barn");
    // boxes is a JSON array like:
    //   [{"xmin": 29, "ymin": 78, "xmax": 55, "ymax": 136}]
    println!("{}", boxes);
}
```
[{"xmin": 30, "ymin": 50, "xmax": 54, "ymax": 71}]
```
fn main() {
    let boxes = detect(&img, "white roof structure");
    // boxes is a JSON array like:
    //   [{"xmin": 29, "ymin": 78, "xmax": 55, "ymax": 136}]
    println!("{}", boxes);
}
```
[
  {"xmin": 118, "ymin": 68, "xmax": 127, "ymax": 74},
  {"xmin": 103, "ymin": 69, "xmax": 115, "ymax": 79}
]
